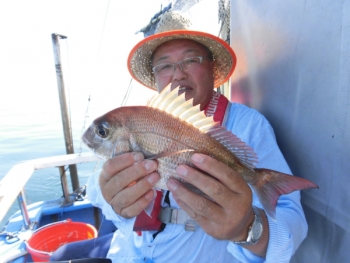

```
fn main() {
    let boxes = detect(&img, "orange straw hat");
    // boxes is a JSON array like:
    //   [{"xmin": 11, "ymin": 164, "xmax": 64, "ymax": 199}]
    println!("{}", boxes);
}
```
[{"xmin": 128, "ymin": 11, "xmax": 236, "ymax": 90}]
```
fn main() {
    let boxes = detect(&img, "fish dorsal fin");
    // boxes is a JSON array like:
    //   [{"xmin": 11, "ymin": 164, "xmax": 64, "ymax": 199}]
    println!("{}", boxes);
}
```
[
  {"xmin": 156, "ymin": 85, "xmax": 180, "ymax": 111},
  {"xmin": 147, "ymin": 83, "xmax": 172, "ymax": 108},
  {"xmin": 148, "ymin": 85, "xmax": 258, "ymax": 169}
]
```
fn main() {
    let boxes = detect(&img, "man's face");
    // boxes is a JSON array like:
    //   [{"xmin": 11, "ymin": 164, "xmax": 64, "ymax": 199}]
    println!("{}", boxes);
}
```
[{"xmin": 152, "ymin": 39, "xmax": 214, "ymax": 110}]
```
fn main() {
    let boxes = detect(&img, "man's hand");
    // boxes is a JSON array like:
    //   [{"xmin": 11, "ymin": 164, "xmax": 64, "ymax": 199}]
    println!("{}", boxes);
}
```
[
  {"xmin": 99, "ymin": 152, "xmax": 160, "ymax": 218},
  {"xmin": 166, "ymin": 153, "xmax": 269, "ymax": 257}
]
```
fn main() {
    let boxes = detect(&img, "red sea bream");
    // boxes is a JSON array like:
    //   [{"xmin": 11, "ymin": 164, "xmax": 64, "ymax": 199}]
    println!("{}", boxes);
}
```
[{"xmin": 82, "ymin": 85, "xmax": 318, "ymax": 218}]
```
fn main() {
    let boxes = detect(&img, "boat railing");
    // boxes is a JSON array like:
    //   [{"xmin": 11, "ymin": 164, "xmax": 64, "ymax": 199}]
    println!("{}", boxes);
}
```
[{"xmin": 0, "ymin": 152, "xmax": 100, "ymax": 226}]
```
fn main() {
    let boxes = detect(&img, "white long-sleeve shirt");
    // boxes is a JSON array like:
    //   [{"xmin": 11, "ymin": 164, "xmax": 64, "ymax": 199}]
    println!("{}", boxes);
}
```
[{"xmin": 87, "ymin": 102, "xmax": 308, "ymax": 263}]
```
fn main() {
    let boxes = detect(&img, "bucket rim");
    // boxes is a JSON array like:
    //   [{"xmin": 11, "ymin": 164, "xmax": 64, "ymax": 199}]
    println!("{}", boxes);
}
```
[
  {"xmin": 25, "ymin": 240, "xmax": 52, "ymax": 257},
  {"xmin": 32, "ymin": 218, "xmax": 72, "ymax": 234}
]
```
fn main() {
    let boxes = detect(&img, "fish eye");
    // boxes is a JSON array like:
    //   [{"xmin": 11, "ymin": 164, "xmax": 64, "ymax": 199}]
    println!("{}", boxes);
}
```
[{"xmin": 95, "ymin": 122, "xmax": 109, "ymax": 138}]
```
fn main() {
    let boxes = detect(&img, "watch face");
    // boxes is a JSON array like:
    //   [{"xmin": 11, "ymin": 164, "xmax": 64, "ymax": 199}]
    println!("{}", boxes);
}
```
[
  {"xmin": 252, "ymin": 221, "xmax": 263, "ymax": 240},
  {"xmin": 232, "ymin": 207, "xmax": 263, "ymax": 245}
]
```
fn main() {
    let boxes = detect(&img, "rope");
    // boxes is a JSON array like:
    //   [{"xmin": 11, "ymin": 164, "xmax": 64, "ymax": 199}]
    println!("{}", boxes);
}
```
[{"xmin": 121, "ymin": 78, "xmax": 133, "ymax": 106}]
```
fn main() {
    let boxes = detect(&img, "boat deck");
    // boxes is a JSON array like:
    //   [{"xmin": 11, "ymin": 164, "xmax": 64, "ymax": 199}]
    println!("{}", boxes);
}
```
[{"xmin": 1, "ymin": 197, "xmax": 116, "ymax": 263}]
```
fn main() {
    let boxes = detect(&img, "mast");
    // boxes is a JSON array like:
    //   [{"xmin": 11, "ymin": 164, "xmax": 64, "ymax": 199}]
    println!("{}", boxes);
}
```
[{"xmin": 51, "ymin": 33, "xmax": 79, "ymax": 191}]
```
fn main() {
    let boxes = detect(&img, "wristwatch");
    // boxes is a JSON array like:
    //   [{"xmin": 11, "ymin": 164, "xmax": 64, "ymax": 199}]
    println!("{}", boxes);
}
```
[{"xmin": 232, "ymin": 206, "xmax": 263, "ymax": 245}]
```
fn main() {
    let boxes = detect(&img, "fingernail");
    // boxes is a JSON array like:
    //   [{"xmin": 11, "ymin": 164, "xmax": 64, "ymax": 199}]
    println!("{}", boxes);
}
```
[
  {"xmin": 144, "ymin": 160, "xmax": 156, "ymax": 171},
  {"xmin": 192, "ymin": 153, "xmax": 204, "ymax": 163},
  {"xmin": 176, "ymin": 165, "xmax": 188, "ymax": 177},
  {"xmin": 147, "ymin": 173, "xmax": 159, "ymax": 184},
  {"xmin": 133, "ymin": 152, "xmax": 144, "ymax": 162},
  {"xmin": 167, "ymin": 179, "xmax": 178, "ymax": 191}
]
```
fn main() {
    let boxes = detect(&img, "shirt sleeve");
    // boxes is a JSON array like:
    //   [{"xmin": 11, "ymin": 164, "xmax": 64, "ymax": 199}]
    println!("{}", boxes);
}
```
[
  {"xmin": 86, "ymin": 169, "xmax": 136, "ymax": 238},
  {"xmin": 225, "ymin": 103, "xmax": 308, "ymax": 263}
]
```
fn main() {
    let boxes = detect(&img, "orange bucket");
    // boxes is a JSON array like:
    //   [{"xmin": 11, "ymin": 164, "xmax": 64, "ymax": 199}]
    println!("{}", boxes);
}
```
[{"xmin": 26, "ymin": 219, "xmax": 98, "ymax": 262}]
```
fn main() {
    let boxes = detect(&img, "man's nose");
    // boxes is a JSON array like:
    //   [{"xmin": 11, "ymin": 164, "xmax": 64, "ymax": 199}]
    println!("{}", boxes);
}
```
[{"xmin": 172, "ymin": 63, "xmax": 187, "ymax": 80}]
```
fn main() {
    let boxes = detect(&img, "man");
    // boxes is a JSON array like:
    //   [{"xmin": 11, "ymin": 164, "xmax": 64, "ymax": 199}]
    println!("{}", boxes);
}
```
[{"xmin": 52, "ymin": 12, "xmax": 308, "ymax": 263}]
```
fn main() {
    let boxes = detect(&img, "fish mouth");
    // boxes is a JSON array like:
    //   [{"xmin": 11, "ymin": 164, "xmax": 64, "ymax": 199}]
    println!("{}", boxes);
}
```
[
  {"xmin": 81, "ymin": 135, "xmax": 92, "ymax": 149},
  {"xmin": 81, "ymin": 134, "xmax": 108, "ymax": 160},
  {"xmin": 81, "ymin": 126, "xmax": 96, "ymax": 150}
]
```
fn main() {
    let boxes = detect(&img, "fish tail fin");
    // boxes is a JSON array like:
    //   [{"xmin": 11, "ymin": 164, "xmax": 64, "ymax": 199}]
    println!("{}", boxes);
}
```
[{"xmin": 252, "ymin": 168, "xmax": 318, "ymax": 219}]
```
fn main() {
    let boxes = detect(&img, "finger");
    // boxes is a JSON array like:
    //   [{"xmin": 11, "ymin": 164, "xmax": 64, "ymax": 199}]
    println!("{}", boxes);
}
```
[
  {"xmin": 175, "ymin": 164, "xmax": 234, "ymax": 205},
  {"xmin": 100, "ymin": 159, "xmax": 158, "ymax": 202},
  {"xmin": 112, "ymin": 159, "xmax": 157, "ymax": 187},
  {"xmin": 110, "ymin": 173, "xmax": 159, "ymax": 218},
  {"xmin": 175, "ymin": 195, "xmax": 234, "ymax": 239},
  {"xmin": 119, "ymin": 189, "xmax": 155, "ymax": 218},
  {"xmin": 111, "ymin": 172, "xmax": 160, "ymax": 215},
  {"xmin": 173, "ymin": 194, "xmax": 230, "ymax": 240},
  {"xmin": 167, "ymin": 178, "xmax": 224, "ymax": 224},
  {"xmin": 100, "ymin": 152, "xmax": 144, "ymax": 183},
  {"xmin": 175, "ymin": 162, "xmax": 252, "ymax": 215},
  {"xmin": 190, "ymin": 153, "xmax": 251, "ymax": 193},
  {"xmin": 173, "ymin": 193, "xmax": 211, "ymax": 225}
]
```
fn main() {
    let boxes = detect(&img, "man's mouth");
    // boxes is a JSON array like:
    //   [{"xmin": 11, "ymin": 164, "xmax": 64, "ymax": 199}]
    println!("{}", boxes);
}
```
[{"xmin": 178, "ymin": 86, "xmax": 192, "ymax": 93}]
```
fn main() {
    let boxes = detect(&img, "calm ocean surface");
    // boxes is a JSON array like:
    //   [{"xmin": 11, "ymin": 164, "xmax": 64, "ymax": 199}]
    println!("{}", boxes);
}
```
[{"xmin": 0, "ymin": 81, "xmax": 155, "ymax": 229}]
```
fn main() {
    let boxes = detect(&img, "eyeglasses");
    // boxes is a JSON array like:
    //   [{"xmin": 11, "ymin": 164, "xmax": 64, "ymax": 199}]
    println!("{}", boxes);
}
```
[{"xmin": 152, "ymin": 56, "xmax": 211, "ymax": 76}]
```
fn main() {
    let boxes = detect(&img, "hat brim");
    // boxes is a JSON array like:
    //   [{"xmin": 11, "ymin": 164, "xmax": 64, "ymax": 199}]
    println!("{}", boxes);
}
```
[{"xmin": 128, "ymin": 30, "xmax": 236, "ymax": 90}]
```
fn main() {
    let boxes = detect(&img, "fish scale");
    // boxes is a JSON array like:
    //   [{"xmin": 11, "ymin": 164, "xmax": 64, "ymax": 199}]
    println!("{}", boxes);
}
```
[{"xmin": 82, "ymin": 85, "xmax": 318, "ymax": 219}]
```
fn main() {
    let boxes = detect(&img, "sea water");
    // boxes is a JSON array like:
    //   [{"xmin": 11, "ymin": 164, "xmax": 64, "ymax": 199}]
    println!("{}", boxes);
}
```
[
  {"xmin": 0, "ymin": 81, "xmax": 155, "ymax": 229},
  {"xmin": 0, "ymin": 95, "xmax": 95, "ymax": 229}
]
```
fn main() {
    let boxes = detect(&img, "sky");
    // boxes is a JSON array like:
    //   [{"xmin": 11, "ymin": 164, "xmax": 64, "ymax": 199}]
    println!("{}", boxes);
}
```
[
  {"xmin": 0, "ymin": 0, "xmax": 162, "ymax": 119},
  {"xmin": 0, "ymin": 0, "xmax": 221, "ymax": 120}
]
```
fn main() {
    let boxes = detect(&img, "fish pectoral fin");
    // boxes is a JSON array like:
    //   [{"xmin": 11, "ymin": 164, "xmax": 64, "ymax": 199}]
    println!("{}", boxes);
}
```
[{"xmin": 147, "ymin": 149, "xmax": 194, "ymax": 160}]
